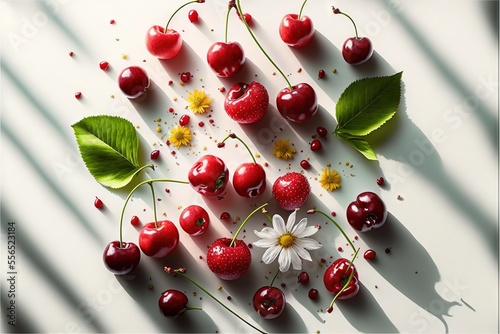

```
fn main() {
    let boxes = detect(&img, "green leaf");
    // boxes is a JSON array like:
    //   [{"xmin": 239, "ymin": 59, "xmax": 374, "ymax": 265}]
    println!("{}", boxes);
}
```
[
  {"xmin": 336, "ymin": 132, "xmax": 377, "ymax": 161},
  {"xmin": 335, "ymin": 71, "xmax": 402, "ymax": 136},
  {"xmin": 71, "ymin": 115, "xmax": 146, "ymax": 189}
]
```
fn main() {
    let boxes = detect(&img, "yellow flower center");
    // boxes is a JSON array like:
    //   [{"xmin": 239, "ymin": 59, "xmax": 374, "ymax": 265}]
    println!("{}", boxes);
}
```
[
  {"xmin": 175, "ymin": 132, "xmax": 185, "ymax": 140},
  {"xmin": 278, "ymin": 233, "xmax": 295, "ymax": 248}
]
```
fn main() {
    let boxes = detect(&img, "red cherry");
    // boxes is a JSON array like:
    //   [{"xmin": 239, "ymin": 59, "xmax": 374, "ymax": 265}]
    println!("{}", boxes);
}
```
[
  {"xmin": 308, "ymin": 288, "xmax": 319, "ymax": 300},
  {"xmin": 276, "ymin": 83, "xmax": 318, "ymax": 123},
  {"xmin": 310, "ymin": 139, "xmax": 322, "ymax": 151},
  {"xmin": 130, "ymin": 215, "xmax": 140, "ymax": 226},
  {"xmin": 150, "ymin": 150, "xmax": 160, "ymax": 160},
  {"xmin": 232, "ymin": 162, "xmax": 266, "ymax": 198},
  {"xmin": 253, "ymin": 286, "xmax": 286, "ymax": 319},
  {"xmin": 346, "ymin": 192, "xmax": 387, "ymax": 232},
  {"xmin": 279, "ymin": 14, "xmax": 315, "ymax": 48},
  {"xmin": 94, "ymin": 197, "xmax": 104, "ymax": 209},
  {"xmin": 159, "ymin": 289, "xmax": 190, "ymax": 318},
  {"xmin": 207, "ymin": 41, "xmax": 245, "ymax": 77},
  {"xmin": 188, "ymin": 155, "xmax": 229, "ymax": 198},
  {"xmin": 238, "ymin": 12, "xmax": 253, "ymax": 26},
  {"xmin": 364, "ymin": 249, "xmax": 376, "ymax": 260},
  {"xmin": 145, "ymin": 26, "xmax": 183, "ymax": 60},
  {"xmin": 99, "ymin": 61, "xmax": 110, "ymax": 70},
  {"xmin": 138, "ymin": 220, "xmax": 179, "ymax": 258},
  {"xmin": 188, "ymin": 9, "xmax": 199, "ymax": 23},
  {"xmin": 316, "ymin": 126, "xmax": 327, "ymax": 138},
  {"xmin": 300, "ymin": 160, "xmax": 310, "ymax": 170},
  {"xmin": 272, "ymin": 172, "xmax": 310, "ymax": 211},
  {"xmin": 206, "ymin": 238, "xmax": 251, "ymax": 280},
  {"xmin": 117, "ymin": 66, "xmax": 150, "ymax": 99},
  {"xmin": 179, "ymin": 205, "xmax": 210, "ymax": 236},
  {"xmin": 342, "ymin": 37, "xmax": 373, "ymax": 65},
  {"xmin": 224, "ymin": 81, "xmax": 269, "ymax": 124},
  {"xmin": 103, "ymin": 241, "xmax": 141, "ymax": 275},
  {"xmin": 323, "ymin": 258, "xmax": 360, "ymax": 300},
  {"xmin": 179, "ymin": 114, "xmax": 191, "ymax": 126},
  {"xmin": 298, "ymin": 271, "xmax": 309, "ymax": 285},
  {"xmin": 180, "ymin": 71, "xmax": 191, "ymax": 83}
]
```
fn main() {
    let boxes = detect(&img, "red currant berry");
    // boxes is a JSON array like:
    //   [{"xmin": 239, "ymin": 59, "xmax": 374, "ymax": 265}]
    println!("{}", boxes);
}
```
[
  {"xmin": 318, "ymin": 69, "xmax": 326, "ymax": 79},
  {"xmin": 300, "ymin": 160, "xmax": 310, "ymax": 170},
  {"xmin": 188, "ymin": 9, "xmax": 199, "ymax": 23},
  {"xmin": 109, "ymin": 19, "xmax": 115, "ymax": 24},
  {"xmin": 69, "ymin": 51, "xmax": 74, "ymax": 57},
  {"xmin": 238, "ymin": 12, "xmax": 252, "ymax": 26},
  {"xmin": 198, "ymin": 121, "xmax": 205, "ymax": 127},
  {"xmin": 150, "ymin": 150, "xmax": 160, "ymax": 160},
  {"xmin": 99, "ymin": 61, "xmax": 110, "ymax": 70},
  {"xmin": 180, "ymin": 72, "xmax": 191, "ymax": 83},
  {"xmin": 364, "ymin": 249, "xmax": 376, "ymax": 260},
  {"xmin": 179, "ymin": 114, "xmax": 190, "ymax": 126},
  {"xmin": 316, "ymin": 126, "xmax": 327, "ymax": 138},
  {"xmin": 308, "ymin": 288, "xmax": 319, "ymax": 300},
  {"xmin": 298, "ymin": 272, "xmax": 309, "ymax": 285},
  {"xmin": 130, "ymin": 215, "xmax": 140, "ymax": 226},
  {"xmin": 94, "ymin": 197, "xmax": 103, "ymax": 209},
  {"xmin": 220, "ymin": 212, "xmax": 230, "ymax": 220},
  {"xmin": 75, "ymin": 92, "xmax": 82, "ymax": 99},
  {"xmin": 310, "ymin": 139, "xmax": 322, "ymax": 151},
  {"xmin": 377, "ymin": 177, "xmax": 385, "ymax": 186}
]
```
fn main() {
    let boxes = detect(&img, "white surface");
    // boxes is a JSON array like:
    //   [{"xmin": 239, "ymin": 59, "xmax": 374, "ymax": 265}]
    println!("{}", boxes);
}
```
[{"xmin": 1, "ymin": 0, "xmax": 499, "ymax": 333}]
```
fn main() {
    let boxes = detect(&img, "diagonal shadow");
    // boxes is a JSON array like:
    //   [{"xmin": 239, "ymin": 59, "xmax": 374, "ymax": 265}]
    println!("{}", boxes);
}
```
[
  {"xmin": 0, "ymin": 206, "xmax": 108, "ymax": 333},
  {"xmin": 1, "ymin": 285, "xmax": 40, "ymax": 333}
]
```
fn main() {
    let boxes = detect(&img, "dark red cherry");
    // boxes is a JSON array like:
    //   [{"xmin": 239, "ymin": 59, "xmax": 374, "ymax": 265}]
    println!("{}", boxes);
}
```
[
  {"xmin": 253, "ymin": 286, "xmax": 286, "ymax": 319},
  {"xmin": 158, "ymin": 289, "xmax": 189, "ymax": 318}
]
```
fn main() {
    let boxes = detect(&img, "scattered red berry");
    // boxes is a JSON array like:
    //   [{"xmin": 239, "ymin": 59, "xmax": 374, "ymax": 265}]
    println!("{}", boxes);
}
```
[
  {"xmin": 150, "ymin": 150, "xmax": 160, "ymax": 160},
  {"xmin": 238, "ymin": 12, "xmax": 253, "ymax": 26},
  {"xmin": 94, "ymin": 197, "xmax": 103, "ymax": 209},
  {"xmin": 377, "ymin": 177, "xmax": 385, "ymax": 186},
  {"xmin": 385, "ymin": 247, "xmax": 391, "ymax": 254},
  {"xmin": 179, "ymin": 114, "xmax": 190, "ymax": 126},
  {"xmin": 220, "ymin": 212, "xmax": 230, "ymax": 220},
  {"xmin": 131, "ymin": 215, "xmax": 140, "ymax": 226},
  {"xmin": 99, "ymin": 61, "xmax": 110, "ymax": 70},
  {"xmin": 75, "ymin": 92, "xmax": 82, "ymax": 99},
  {"xmin": 168, "ymin": 80, "xmax": 173, "ymax": 85},
  {"xmin": 298, "ymin": 272, "xmax": 309, "ymax": 285},
  {"xmin": 219, "ymin": 86, "xmax": 226, "ymax": 93},
  {"xmin": 316, "ymin": 126, "xmax": 327, "ymax": 138},
  {"xmin": 308, "ymin": 288, "xmax": 319, "ymax": 300},
  {"xmin": 331, "ymin": 211, "xmax": 336, "ymax": 217},
  {"xmin": 188, "ymin": 9, "xmax": 199, "ymax": 23},
  {"xmin": 318, "ymin": 69, "xmax": 326, "ymax": 79},
  {"xmin": 300, "ymin": 159, "xmax": 310, "ymax": 169},
  {"xmin": 109, "ymin": 19, "xmax": 115, "ymax": 24},
  {"xmin": 180, "ymin": 72, "xmax": 191, "ymax": 83},
  {"xmin": 168, "ymin": 107, "xmax": 174, "ymax": 113},
  {"xmin": 310, "ymin": 139, "xmax": 322, "ymax": 151},
  {"xmin": 69, "ymin": 51, "xmax": 74, "ymax": 57},
  {"xmin": 198, "ymin": 121, "xmax": 205, "ymax": 127},
  {"xmin": 337, "ymin": 246, "xmax": 343, "ymax": 252},
  {"xmin": 327, "ymin": 306, "xmax": 333, "ymax": 313},
  {"xmin": 364, "ymin": 249, "xmax": 376, "ymax": 260}
]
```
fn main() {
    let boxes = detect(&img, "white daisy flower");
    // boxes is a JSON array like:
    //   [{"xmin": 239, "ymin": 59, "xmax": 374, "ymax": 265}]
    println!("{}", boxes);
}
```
[{"xmin": 253, "ymin": 210, "xmax": 322, "ymax": 272}]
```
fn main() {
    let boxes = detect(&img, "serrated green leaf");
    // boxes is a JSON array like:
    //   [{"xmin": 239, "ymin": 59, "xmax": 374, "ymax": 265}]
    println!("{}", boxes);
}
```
[
  {"xmin": 336, "ymin": 132, "xmax": 377, "ymax": 160},
  {"xmin": 335, "ymin": 71, "xmax": 402, "ymax": 136},
  {"xmin": 71, "ymin": 115, "xmax": 145, "ymax": 189}
]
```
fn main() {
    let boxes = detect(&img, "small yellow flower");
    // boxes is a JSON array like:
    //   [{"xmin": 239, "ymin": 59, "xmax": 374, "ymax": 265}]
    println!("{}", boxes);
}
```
[
  {"xmin": 186, "ymin": 89, "xmax": 212, "ymax": 114},
  {"xmin": 273, "ymin": 139, "xmax": 297, "ymax": 160},
  {"xmin": 319, "ymin": 168, "xmax": 342, "ymax": 192},
  {"xmin": 168, "ymin": 125, "xmax": 192, "ymax": 149}
]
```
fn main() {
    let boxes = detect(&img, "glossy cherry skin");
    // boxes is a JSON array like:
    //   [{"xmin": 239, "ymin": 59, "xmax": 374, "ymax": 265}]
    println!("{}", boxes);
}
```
[
  {"xmin": 342, "ymin": 37, "xmax": 373, "ymax": 65},
  {"xmin": 276, "ymin": 83, "xmax": 318, "ymax": 123},
  {"xmin": 188, "ymin": 155, "xmax": 229, "ymax": 198},
  {"xmin": 118, "ymin": 66, "xmax": 150, "ymax": 99},
  {"xmin": 224, "ymin": 81, "xmax": 269, "ymax": 124},
  {"xmin": 233, "ymin": 163, "xmax": 266, "ymax": 198},
  {"xmin": 323, "ymin": 258, "xmax": 360, "ymax": 300},
  {"xmin": 158, "ymin": 289, "xmax": 189, "ymax": 318},
  {"xmin": 103, "ymin": 241, "xmax": 141, "ymax": 275},
  {"xmin": 279, "ymin": 14, "xmax": 314, "ymax": 48},
  {"xmin": 145, "ymin": 25, "xmax": 182, "ymax": 60},
  {"xmin": 179, "ymin": 205, "xmax": 210, "ymax": 236},
  {"xmin": 346, "ymin": 191, "xmax": 387, "ymax": 232},
  {"xmin": 206, "ymin": 41, "xmax": 245, "ymax": 77},
  {"xmin": 253, "ymin": 286, "xmax": 286, "ymax": 319},
  {"xmin": 138, "ymin": 220, "xmax": 179, "ymax": 258},
  {"xmin": 206, "ymin": 238, "xmax": 251, "ymax": 280}
]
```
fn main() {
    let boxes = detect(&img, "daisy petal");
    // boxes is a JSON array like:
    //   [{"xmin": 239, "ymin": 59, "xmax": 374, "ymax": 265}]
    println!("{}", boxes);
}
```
[
  {"xmin": 262, "ymin": 245, "xmax": 281, "ymax": 264},
  {"xmin": 295, "ymin": 238, "xmax": 322, "ymax": 250},
  {"xmin": 278, "ymin": 248, "xmax": 292, "ymax": 272},
  {"xmin": 254, "ymin": 227, "xmax": 280, "ymax": 239},
  {"xmin": 292, "ymin": 244, "xmax": 312, "ymax": 262},
  {"xmin": 295, "ymin": 225, "xmax": 320, "ymax": 238},
  {"xmin": 286, "ymin": 210, "xmax": 297, "ymax": 231},
  {"xmin": 272, "ymin": 214, "xmax": 286, "ymax": 235},
  {"xmin": 289, "ymin": 247, "xmax": 303, "ymax": 270},
  {"xmin": 291, "ymin": 218, "xmax": 308, "ymax": 236},
  {"xmin": 253, "ymin": 238, "xmax": 278, "ymax": 248}
]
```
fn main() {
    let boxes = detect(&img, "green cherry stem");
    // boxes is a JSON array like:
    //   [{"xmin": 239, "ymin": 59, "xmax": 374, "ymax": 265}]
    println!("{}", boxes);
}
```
[
  {"xmin": 307, "ymin": 208, "xmax": 356, "ymax": 253},
  {"xmin": 229, "ymin": 202, "xmax": 269, "ymax": 247},
  {"xmin": 327, "ymin": 247, "xmax": 360, "ymax": 311},
  {"xmin": 224, "ymin": 2, "xmax": 233, "ymax": 43},
  {"xmin": 118, "ymin": 178, "xmax": 189, "ymax": 248},
  {"xmin": 332, "ymin": 6, "xmax": 359, "ymax": 39},
  {"xmin": 148, "ymin": 182, "xmax": 159, "ymax": 228},
  {"xmin": 297, "ymin": 0, "xmax": 309, "ymax": 19},
  {"xmin": 220, "ymin": 133, "xmax": 257, "ymax": 164},
  {"xmin": 269, "ymin": 270, "xmax": 280, "ymax": 288},
  {"xmin": 235, "ymin": 0, "xmax": 293, "ymax": 90},
  {"xmin": 166, "ymin": 267, "xmax": 267, "ymax": 334},
  {"xmin": 165, "ymin": 0, "xmax": 204, "ymax": 31}
]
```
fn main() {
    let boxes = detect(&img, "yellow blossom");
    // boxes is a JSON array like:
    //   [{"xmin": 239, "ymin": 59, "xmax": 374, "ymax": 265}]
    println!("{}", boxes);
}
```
[
  {"xmin": 319, "ymin": 168, "xmax": 341, "ymax": 192},
  {"xmin": 168, "ymin": 125, "xmax": 192, "ymax": 149},
  {"xmin": 186, "ymin": 89, "xmax": 212, "ymax": 114},
  {"xmin": 273, "ymin": 139, "xmax": 297, "ymax": 160}
]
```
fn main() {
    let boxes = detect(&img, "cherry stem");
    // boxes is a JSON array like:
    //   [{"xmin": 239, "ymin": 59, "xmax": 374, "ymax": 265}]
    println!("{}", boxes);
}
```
[
  {"xmin": 269, "ymin": 270, "xmax": 280, "ymax": 288},
  {"xmin": 148, "ymin": 182, "xmax": 158, "ymax": 228},
  {"xmin": 229, "ymin": 203, "xmax": 269, "ymax": 247},
  {"xmin": 298, "ymin": 0, "xmax": 309, "ymax": 19},
  {"xmin": 333, "ymin": 7, "xmax": 359, "ymax": 39},
  {"xmin": 165, "ymin": 0, "xmax": 202, "ymax": 31},
  {"xmin": 169, "ymin": 268, "xmax": 267, "ymax": 334},
  {"xmin": 118, "ymin": 178, "xmax": 189, "ymax": 248},
  {"xmin": 224, "ymin": 2, "xmax": 233, "ymax": 43},
  {"xmin": 221, "ymin": 133, "xmax": 257, "ymax": 164},
  {"xmin": 235, "ymin": 0, "xmax": 293, "ymax": 90},
  {"xmin": 327, "ymin": 247, "xmax": 360, "ymax": 310},
  {"xmin": 307, "ymin": 208, "xmax": 356, "ymax": 253}
]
